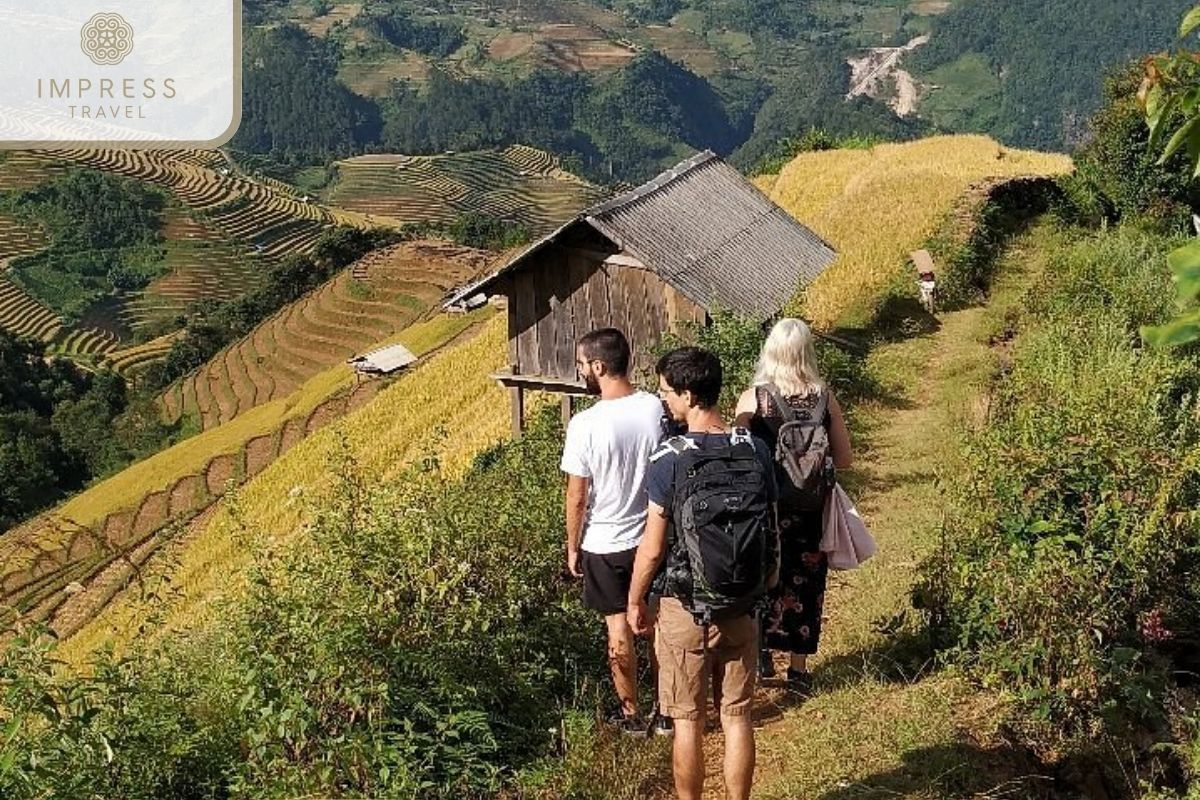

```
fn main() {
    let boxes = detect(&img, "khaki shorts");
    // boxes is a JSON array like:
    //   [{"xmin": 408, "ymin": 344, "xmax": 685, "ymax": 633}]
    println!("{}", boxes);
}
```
[{"xmin": 655, "ymin": 597, "xmax": 757, "ymax": 721}]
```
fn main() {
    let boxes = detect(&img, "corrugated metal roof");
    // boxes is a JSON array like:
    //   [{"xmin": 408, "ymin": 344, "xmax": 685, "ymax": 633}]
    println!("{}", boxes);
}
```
[
  {"xmin": 444, "ymin": 151, "xmax": 836, "ymax": 319},
  {"xmin": 347, "ymin": 343, "xmax": 418, "ymax": 375}
]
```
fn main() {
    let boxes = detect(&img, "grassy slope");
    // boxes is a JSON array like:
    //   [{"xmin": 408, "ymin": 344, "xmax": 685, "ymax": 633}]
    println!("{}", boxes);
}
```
[
  {"xmin": 917, "ymin": 52, "xmax": 1004, "ymax": 134},
  {"xmin": 762, "ymin": 134, "xmax": 1072, "ymax": 328},
  {"xmin": 687, "ymin": 225, "xmax": 1065, "ymax": 799},
  {"xmin": 60, "ymin": 313, "xmax": 514, "ymax": 663}
]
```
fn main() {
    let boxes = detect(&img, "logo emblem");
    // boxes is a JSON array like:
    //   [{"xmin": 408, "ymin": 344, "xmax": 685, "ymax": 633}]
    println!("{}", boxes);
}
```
[{"xmin": 80, "ymin": 13, "xmax": 134, "ymax": 66}]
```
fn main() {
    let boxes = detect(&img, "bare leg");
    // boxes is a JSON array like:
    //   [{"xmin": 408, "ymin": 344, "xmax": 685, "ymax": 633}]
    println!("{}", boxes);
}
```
[
  {"xmin": 673, "ymin": 718, "xmax": 704, "ymax": 800},
  {"xmin": 606, "ymin": 613, "xmax": 638, "ymax": 717},
  {"xmin": 790, "ymin": 653, "xmax": 808, "ymax": 672},
  {"xmin": 721, "ymin": 714, "xmax": 756, "ymax": 800},
  {"xmin": 647, "ymin": 624, "xmax": 663, "ymax": 719}
]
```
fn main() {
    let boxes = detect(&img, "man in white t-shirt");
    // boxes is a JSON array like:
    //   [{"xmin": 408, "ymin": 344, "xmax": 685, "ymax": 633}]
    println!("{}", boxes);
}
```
[{"xmin": 561, "ymin": 327, "xmax": 666, "ymax": 735}]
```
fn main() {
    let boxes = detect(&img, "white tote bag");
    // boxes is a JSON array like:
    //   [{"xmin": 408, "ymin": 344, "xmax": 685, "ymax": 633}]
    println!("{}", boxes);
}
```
[{"xmin": 819, "ymin": 483, "xmax": 877, "ymax": 570}]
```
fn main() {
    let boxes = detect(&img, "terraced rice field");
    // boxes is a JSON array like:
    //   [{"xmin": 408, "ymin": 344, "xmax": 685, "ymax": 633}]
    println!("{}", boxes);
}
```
[
  {"xmin": 121, "ymin": 211, "xmax": 262, "ymax": 334},
  {"xmin": 0, "ymin": 149, "xmax": 366, "ymax": 367},
  {"xmin": 0, "ymin": 151, "xmax": 68, "ymax": 191},
  {"xmin": 535, "ymin": 22, "xmax": 639, "ymax": 72},
  {"xmin": 59, "ymin": 313, "xmax": 513, "ymax": 659},
  {"xmin": 0, "ymin": 207, "xmax": 60, "ymax": 344},
  {"xmin": 105, "ymin": 333, "xmax": 180, "ymax": 378},
  {"xmin": 0, "ymin": 309, "xmax": 495, "ymax": 646},
  {"xmin": 159, "ymin": 240, "xmax": 494, "ymax": 431},
  {"xmin": 53, "ymin": 326, "xmax": 120, "ymax": 359},
  {"xmin": 0, "ymin": 146, "xmax": 602, "ymax": 380},
  {"xmin": 0, "ymin": 276, "xmax": 63, "ymax": 343},
  {"xmin": 42, "ymin": 149, "xmax": 364, "ymax": 259},
  {"xmin": 292, "ymin": 1, "xmax": 363, "ymax": 37},
  {"xmin": 325, "ymin": 145, "xmax": 608, "ymax": 234},
  {"xmin": 0, "ymin": 213, "xmax": 45, "ymax": 263}
]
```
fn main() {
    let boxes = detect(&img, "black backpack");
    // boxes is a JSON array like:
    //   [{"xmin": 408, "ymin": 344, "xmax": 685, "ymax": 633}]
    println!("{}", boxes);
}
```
[
  {"xmin": 760, "ymin": 385, "xmax": 834, "ymax": 514},
  {"xmin": 657, "ymin": 429, "xmax": 773, "ymax": 624}
]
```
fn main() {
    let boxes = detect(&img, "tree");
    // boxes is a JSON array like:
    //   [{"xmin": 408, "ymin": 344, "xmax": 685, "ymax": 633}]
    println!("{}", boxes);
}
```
[{"xmin": 1140, "ymin": 6, "xmax": 1200, "ymax": 347}]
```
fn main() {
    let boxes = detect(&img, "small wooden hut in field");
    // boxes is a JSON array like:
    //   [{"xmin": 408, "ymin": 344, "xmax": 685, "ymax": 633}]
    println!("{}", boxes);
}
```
[{"xmin": 445, "ymin": 150, "xmax": 837, "ymax": 435}]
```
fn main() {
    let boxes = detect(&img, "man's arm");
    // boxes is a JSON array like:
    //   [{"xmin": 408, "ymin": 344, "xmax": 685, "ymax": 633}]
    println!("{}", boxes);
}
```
[
  {"xmin": 627, "ymin": 501, "xmax": 670, "ymax": 635},
  {"xmin": 565, "ymin": 474, "xmax": 589, "ymax": 577}
]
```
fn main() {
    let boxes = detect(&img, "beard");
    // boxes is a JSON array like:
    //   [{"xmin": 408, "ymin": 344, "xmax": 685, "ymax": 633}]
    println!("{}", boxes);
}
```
[{"xmin": 583, "ymin": 372, "xmax": 601, "ymax": 395}]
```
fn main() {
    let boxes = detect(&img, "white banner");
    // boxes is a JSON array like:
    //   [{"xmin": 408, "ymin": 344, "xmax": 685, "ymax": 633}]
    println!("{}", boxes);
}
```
[{"xmin": 0, "ymin": 1, "xmax": 241, "ymax": 147}]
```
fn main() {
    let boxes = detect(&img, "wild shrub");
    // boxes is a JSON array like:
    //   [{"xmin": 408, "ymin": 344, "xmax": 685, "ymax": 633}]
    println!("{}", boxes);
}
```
[
  {"xmin": 216, "ymin": 421, "xmax": 599, "ymax": 796},
  {"xmin": 917, "ymin": 226, "xmax": 1200, "ymax": 747},
  {"xmin": 0, "ymin": 626, "xmax": 234, "ymax": 800},
  {"xmin": 1, "ymin": 412, "xmax": 622, "ymax": 798},
  {"xmin": 1062, "ymin": 64, "xmax": 1200, "ymax": 234}
]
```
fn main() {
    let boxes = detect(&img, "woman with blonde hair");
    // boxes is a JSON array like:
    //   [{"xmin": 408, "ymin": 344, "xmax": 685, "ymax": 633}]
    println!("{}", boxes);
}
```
[{"xmin": 734, "ymin": 318, "xmax": 853, "ymax": 694}]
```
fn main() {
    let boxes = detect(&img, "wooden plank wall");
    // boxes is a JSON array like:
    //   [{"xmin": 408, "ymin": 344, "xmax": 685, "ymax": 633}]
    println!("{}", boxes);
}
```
[{"xmin": 507, "ymin": 244, "xmax": 707, "ymax": 382}]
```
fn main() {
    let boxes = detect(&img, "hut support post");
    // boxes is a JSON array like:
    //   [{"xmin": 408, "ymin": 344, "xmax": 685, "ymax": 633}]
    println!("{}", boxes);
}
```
[
  {"xmin": 510, "ymin": 386, "xmax": 525, "ymax": 439},
  {"xmin": 561, "ymin": 395, "xmax": 573, "ymax": 428}
]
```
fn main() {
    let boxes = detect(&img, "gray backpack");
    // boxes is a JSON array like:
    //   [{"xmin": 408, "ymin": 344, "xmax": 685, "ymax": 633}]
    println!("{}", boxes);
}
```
[{"xmin": 761, "ymin": 384, "xmax": 834, "ymax": 514}]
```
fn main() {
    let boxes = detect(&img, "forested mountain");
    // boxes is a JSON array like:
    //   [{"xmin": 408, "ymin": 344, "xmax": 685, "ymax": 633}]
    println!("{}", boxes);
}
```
[
  {"xmin": 231, "ymin": 0, "xmax": 1194, "ymax": 183},
  {"xmin": 232, "ymin": 0, "xmax": 918, "ymax": 180},
  {"xmin": 911, "ymin": 0, "xmax": 1194, "ymax": 150}
]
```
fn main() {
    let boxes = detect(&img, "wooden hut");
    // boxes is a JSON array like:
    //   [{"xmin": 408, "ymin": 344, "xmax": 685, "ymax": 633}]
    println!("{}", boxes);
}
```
[{"xmin": 444, "ymin": 150, "xmax": 837, "ymax": 435}]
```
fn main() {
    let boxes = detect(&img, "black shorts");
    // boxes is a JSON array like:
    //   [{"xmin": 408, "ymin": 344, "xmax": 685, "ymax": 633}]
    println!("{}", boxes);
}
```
[{"xmin": 580, "ymin": 547, "xmax": 637, "ymax": 615}]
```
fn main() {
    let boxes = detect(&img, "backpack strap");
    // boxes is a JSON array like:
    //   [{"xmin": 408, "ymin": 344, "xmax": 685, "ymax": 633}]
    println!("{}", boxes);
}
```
[
  {"xmin": 729, "ymin": 426, "xmax": 753, "ymax": 447},
  {"xmin": 812, "ymin": 388, "xmax": 831, "ymax": 428},
  {"xmin": 765, "ymin": 383, "xmax": 829, "ymax": 427},
  {"xmin": 761, "ymin": 383, "xmax": 798, "ymax": 423},
  {"xmin": 650, "ymin": 435, "xmax": 697, "ymax": 462}
]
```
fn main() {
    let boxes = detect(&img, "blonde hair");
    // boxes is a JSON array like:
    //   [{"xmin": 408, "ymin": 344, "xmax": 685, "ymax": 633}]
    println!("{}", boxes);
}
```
[{"xmin": 753, "ymin": 318, "xmax": 824, "ymax": 397}]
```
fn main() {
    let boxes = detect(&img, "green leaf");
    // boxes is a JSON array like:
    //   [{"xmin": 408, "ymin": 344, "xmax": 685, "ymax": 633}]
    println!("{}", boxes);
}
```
[
  {"xmin": 1167, "ymin": 239, "xmax": 1200, "ymax": 300},
  {"xmin": 1148, "ymin": 93, "xmax": 1181, "ymax": 151},
  {"xmin": 1141, "ymin": 308, "xmax": 1200, "ymax": 348},
  {"xmin": 1158, "ymin": 114, "xmax": 1200, "ymax": 164},
  {"xmin": 1182, "ymin": 6, "xmax": 1200, "ymax": 37},
  {"xmin": 1144, "ymin": 82, "xmax": 1165, "ymax": 122}
]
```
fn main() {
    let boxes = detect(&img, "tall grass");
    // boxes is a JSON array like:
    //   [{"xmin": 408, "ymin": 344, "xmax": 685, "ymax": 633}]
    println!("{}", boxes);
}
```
[{"xmin": 918, "ymin": 225, "xmax": 1200, "ymax": 754}]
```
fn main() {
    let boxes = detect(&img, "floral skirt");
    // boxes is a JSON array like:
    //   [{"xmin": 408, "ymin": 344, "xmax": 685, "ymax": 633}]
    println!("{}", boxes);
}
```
[{"xmin": 762, "ymin": 510, "xmax": 828, "ymax": 656}]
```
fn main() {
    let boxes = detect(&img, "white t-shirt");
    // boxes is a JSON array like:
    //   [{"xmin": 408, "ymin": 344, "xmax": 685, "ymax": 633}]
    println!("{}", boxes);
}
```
[{"xmin": 560, "ymin": 390, "xmax": 665, "ymax": 554}]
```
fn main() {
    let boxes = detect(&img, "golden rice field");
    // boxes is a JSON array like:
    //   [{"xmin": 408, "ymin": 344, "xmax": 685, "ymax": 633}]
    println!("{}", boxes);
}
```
[
  {"xmin": 760, "ymin": 135, "xmax": 1073, "ymax": 328},
  {"xmin": 1, "ymin": 310, "xmax": 493, "ymax": 642},
  {"xmin": 0, "ymin": 212, "xmax": 45, "ymax": 263},
  {"xmin": 104, "ymin": 333, "xmax": 181, "ymax": 378},
  {"xmin": 0, "ymin": 276, "xmax": 63, "ymax": 343},
  {"xmin": 159, "ymin": 240, "xmax": 493, "ymax": 431},
  {"xmin": 61, "ymin": 313, "xmax": 513, "ymax": 662},
  {"xmin": 16, "ymin": 311, "xmax": 487, "ymax": 555}
]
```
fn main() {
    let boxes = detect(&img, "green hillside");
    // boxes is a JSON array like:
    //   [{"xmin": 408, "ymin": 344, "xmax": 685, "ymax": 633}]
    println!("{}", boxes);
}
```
[
  {"xmin": 225, "ymin": 0, "xmax": 1195, "ymax": 184},
  {"xmin": 909, "ymin": 0, "xmax": 1195, "ymax": 149}
]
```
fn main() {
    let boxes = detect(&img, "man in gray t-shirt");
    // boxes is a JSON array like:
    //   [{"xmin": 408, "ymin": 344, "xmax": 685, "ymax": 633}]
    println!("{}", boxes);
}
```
[{"xmin": 561, "ymin": 328, "xmax": 665, "ymax": 735}]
